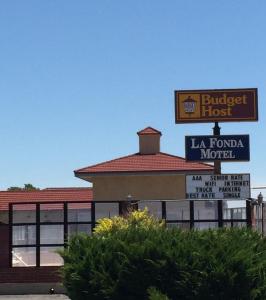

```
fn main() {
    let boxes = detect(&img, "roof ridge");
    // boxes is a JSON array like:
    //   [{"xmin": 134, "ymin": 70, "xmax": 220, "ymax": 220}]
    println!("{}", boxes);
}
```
[
  {"xmin": 0, "ymin": 188, "xmax": 92, "ymax": 193},
  {"xmin": 75, "ymin": 151, "xmax": 213, "ymax": 175},
  {"xmin": 158, "ymin": 152, "xmax": 213, "ymax": 167},
  {"xmin": 44, "ymin": 187, "xmax": 91, "ymax": 190},
  {"xmin": 0, "ymin": 190, "xmax": 42, "ymax": 193},
  {"xmin": 74, "ymin": 153, "xmax": 140, "ymax": 173}
]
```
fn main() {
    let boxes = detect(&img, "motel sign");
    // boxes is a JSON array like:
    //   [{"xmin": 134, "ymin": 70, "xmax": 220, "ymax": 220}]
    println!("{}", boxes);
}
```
[
  {"xmin": 185, "ymin": 135, "xmax": 250, "ymax": 162},
  {"xmin": 175, "ymin": 88, "xmax": 258, "ymax": 123},
  {"xmin": 186, "ymin": 174, "xmax": 250, "ymax": 200}
]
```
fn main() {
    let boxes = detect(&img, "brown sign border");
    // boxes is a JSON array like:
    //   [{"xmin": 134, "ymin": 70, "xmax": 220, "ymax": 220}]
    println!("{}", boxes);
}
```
[{"xmin": 175, "ymin": 88, "xmax": 258, "ymax": 123}]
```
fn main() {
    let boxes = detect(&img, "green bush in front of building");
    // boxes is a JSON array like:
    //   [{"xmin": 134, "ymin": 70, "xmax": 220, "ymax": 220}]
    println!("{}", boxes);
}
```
[
  {"xmin": 147, "ymin": 287, "xmax": 170, "ymax": 300},
  {"xmin": 60, "ymin": 210, "xmax": 266, "ymax": 300}
]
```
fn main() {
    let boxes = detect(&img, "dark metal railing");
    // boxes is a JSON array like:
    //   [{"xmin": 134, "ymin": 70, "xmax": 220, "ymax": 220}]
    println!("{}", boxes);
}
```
[{"xmin": 9, "ymin": 199, "xmax": 249, "ymax": 268}]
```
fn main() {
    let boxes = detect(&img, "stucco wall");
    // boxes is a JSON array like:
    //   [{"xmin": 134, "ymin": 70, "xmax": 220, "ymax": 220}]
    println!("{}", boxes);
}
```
[
  {"xmin": 139, "ymin": 134, "xmax": 160, "ymax": 154},
  {"xmin": 92, "ymin": 174, "xmax": 186, "ymax": 201}
]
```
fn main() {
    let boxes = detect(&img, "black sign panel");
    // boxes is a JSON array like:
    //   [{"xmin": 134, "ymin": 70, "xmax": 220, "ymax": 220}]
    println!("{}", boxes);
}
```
[{"xmin": 185, "ymin": 135, "xmax": 250, "ymax": 161}]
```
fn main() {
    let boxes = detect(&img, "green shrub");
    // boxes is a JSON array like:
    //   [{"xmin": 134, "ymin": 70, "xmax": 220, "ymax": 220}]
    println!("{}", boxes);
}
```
[
  {"xmin": 147, "ymin": 287, "xmax": 169, "ymax": 300},
  {"xmin": 60, "ymin": 211, "xmax": 266, "ymax": 300},
  {"xmin": 94, "ymin": 208, "xmax": 165, "ymax": 236}
]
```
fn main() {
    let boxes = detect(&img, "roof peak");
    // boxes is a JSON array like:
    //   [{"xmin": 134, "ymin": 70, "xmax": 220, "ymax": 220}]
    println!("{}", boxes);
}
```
[
  {"xmin": 137, "ymin": 127, "xmax": 162, "ymax": 136},
  {"xmin": 75, "ymin": 151, "xmax": 213, "ymax": 177}
]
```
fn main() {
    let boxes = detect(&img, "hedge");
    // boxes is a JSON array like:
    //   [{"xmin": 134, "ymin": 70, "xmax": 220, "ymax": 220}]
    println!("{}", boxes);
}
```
[{"xmin": 60, "ymin": 210, "xmax": 266, "ymax": 300}]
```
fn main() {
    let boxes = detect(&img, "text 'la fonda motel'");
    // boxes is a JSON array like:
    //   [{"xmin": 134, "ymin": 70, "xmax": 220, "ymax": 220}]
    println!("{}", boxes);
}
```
[{"xmin": 190, "ymin": 137, "xmax": 244, "ymax": 159}]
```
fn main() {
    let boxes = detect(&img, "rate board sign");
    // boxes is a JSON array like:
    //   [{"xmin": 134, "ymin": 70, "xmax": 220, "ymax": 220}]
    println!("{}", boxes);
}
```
[
  {"xmin": 186, "ymin": 174, "xmax": 250, "ymax": 200},
  {"xmin": 175, "ymin": 88, "xmax": 258, "ymax": 123},
  {"xmin": 185, "ymin": 135, "xmax": 250, "ymax": 162}
]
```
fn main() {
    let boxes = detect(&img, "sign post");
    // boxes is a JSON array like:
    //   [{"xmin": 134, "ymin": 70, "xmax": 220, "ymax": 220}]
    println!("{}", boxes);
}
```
[
  {"xmin": 213, "ymin": 122, "xmax": 223, "ymax": 227},
  {"xmin": 175, "ymin": 87, "xmax": 258, "ymax": 229}
]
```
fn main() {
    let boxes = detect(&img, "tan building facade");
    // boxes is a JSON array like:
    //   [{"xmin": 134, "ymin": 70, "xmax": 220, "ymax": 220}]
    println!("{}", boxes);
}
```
[
  {"xmin": 75, "ymin": 127, "xmax": 214, "ymax": 202},
  {"xmin": 92, "ymin": 174, "xmax": 186, "ymax": 201}
]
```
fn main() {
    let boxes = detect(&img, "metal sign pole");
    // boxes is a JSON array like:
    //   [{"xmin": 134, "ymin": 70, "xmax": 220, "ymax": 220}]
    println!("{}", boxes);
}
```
[
  {"xmin": 213, "ymin": 122, "xmax": 221, "ymax": 173},
  {"xmin": 213, "ymin": 122, "xmax": 223, "ymax": 227}
]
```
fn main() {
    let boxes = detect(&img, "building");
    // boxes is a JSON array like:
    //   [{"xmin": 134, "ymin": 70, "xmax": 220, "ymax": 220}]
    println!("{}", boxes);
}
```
[
  {"xmin": 5, "ymin": 127, "xmax": 251, "ymax": 294},
  {"xmin": 2, "ymin": 127, "xmax": 216, "ymax": 267},
  {"xmin": 0, "ymin": 188, "xmax": 92, "ymax": 293},
  {"xmin": 75, "ymin": 126, "xmax": 213, "ymax": 199},
  {"xmin": 75, "ymin": 126, "xmax": 216, "ymax": 227}
]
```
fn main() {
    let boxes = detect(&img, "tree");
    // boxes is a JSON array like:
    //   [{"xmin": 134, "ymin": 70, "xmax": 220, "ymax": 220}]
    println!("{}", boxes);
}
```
[
  {"xmin": 7, "ymin": 184, "xmax": 39, "ymax": 191},
  {"xmin": 23, "ymin": 183, "xmax": 39, "ymax": 190}
]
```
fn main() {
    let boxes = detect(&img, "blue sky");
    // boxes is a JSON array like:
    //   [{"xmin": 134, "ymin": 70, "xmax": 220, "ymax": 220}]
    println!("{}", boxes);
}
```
[{"xmin": 0, "ymin": 1, "xmax": 265, "ymax": 197}]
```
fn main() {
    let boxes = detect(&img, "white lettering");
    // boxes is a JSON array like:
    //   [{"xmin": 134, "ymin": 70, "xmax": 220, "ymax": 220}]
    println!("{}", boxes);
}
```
[
  {"xmin": 200, "ymin": 149, "xmax": 235, "ymax": 159},
  {"xmin": 207, "ymin": 137, "xmax": 245, "ymax": 149},
  {"xmin": 209, "ymin": 138, "xmax": 217, "ymax": 148}
]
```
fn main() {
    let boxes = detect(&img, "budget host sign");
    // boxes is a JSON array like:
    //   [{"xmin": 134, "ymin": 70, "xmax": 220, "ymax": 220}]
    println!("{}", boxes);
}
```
[
  {"xmin": 185, "ymin": 135, "xmax": 250, "ymax": 162},
  {"xmin": 175, "ymin": 88, "xmax": 258, "ymax": 123}
]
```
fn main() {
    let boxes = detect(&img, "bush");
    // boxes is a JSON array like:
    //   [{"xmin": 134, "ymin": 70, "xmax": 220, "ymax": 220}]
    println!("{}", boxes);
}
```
[
  {"xmin": 60, "ymin": 210, "xmax": 266, "ymax": 300},
  {"xmin": 147, "ymin": 287, "xmax": 169, "ymax": 300},
  {"xmin": 93, "ymin": 208, "xmax": 165, "ymax": 236}
]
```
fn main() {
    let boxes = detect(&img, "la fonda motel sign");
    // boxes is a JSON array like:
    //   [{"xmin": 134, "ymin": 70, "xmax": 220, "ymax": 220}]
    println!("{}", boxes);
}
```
[
  {"xmin": 185, "ymin": 135, "xmax": 250, "ymax": 161},
  {"xmin": 175, "ymin": 87, "xmax": 256, "ymax": 203}
]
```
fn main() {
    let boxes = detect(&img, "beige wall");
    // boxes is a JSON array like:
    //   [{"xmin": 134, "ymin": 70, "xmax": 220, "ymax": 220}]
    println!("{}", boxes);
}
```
[{"xmin": 92, "ymin": 174, "xmax": 186, "ymax": 201}]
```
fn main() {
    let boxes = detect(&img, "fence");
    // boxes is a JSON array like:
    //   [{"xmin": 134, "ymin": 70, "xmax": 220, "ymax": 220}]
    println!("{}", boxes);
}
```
[
  {"xmin": 9, "ymin": 199, "xmax": 250, "ymax": 267},
  {"xmin": 253, "ymin": 202, "xmax": 266, "ymax": 235}
]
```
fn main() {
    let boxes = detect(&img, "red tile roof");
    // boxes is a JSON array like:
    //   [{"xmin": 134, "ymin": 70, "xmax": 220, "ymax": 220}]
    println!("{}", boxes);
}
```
[
  {"xmin": 137, "ymin": 127, "xmax": 162, "ymax": 135},
  {"xmin": 75, "ymin": 152, "xmax": 213, "ymax": 175},
  {"xmin": 0, "ymin": 188, "xmax": 92, "ymax": 211}
]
